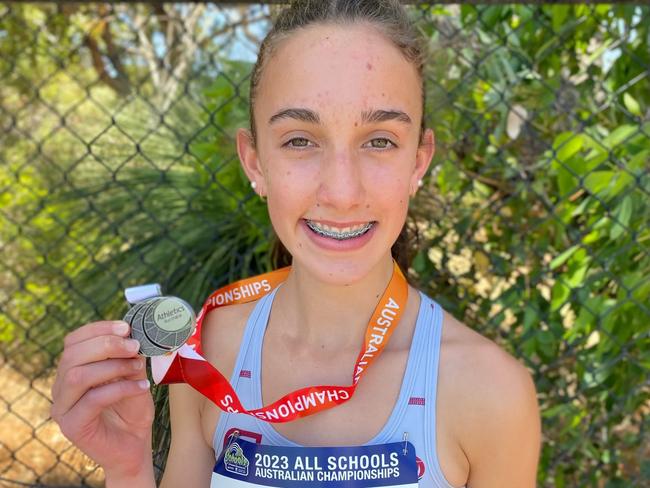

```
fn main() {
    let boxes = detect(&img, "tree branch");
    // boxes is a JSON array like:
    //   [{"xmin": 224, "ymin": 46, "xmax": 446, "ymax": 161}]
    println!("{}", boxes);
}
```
[{"xmin": 83, "ymin": 32, "xmax": 130, "ymax": 96}]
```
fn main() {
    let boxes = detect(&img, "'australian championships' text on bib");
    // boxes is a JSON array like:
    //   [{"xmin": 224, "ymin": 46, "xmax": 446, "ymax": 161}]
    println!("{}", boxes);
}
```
[{"xmin": 212, "ymin": 439, "xmax": 419, "ymax": 487}]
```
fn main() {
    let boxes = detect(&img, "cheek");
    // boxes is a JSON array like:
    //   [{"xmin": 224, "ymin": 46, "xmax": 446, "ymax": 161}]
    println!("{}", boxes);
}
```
[
  {"xmin": 266, "ymin": 164, "xmax": 318, "ymax": 226},
  {"xmin": 367, "ymin": 168, "xmax": 410, "ymax": 205}
]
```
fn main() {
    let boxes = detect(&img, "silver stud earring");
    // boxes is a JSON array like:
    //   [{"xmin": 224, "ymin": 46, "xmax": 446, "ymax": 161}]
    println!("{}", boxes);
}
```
[
  {"xmin": 251, "ymin": 181, "xmax": 257, "ymax": 190},
  {"xmin": 418, "ymin": 179, "xmax": 423, "ymax": 188}
]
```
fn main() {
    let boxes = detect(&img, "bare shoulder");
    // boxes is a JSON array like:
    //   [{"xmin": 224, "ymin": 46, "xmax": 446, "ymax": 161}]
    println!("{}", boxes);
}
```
[
  {"xmin": 438, "ymin": 310, "xmax": 541, "ymax": 485},
  {"xmin": 200, "ymin": 300, "xmax": 258, "ymax": 364},
  {"xmin": 440, "ymin": 310, "xmax": 537, "ymax": 406}
]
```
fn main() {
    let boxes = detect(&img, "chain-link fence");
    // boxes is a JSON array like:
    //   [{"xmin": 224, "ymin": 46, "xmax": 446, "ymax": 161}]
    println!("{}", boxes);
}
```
[{"xmin": 1, "ymin": 2, "xmax": 648, "ymax": 487}]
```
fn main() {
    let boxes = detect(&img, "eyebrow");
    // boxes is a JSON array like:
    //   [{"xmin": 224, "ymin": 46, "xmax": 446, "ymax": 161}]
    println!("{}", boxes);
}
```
[
  {"xmin": 361, "ymin": 108, "xmax": 412, "ymax": 125},
  {"xmin": 268, "ymin": 107, "xmax": 412, "ymax": 126},
  {"xmin": 269, "ymin": 108, "xmax": 321, "ymax": 125}
]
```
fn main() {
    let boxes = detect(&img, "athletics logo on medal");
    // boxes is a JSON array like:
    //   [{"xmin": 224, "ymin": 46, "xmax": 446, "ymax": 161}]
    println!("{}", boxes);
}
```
[{"xmin": 224, "ymin": 443, "xmax": 250, "ymax": 476}]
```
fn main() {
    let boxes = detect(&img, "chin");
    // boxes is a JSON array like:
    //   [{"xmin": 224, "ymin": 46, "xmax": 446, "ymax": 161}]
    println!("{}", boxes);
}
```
[{"xmin": 291, "ymin": 253, "xmax": 391, "ymax": 286}]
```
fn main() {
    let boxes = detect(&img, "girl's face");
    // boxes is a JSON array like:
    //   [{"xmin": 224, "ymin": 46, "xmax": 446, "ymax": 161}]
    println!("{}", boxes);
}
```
[{"xmin": 238, "ymin": 23, "xmax": 434, "ymax": 284}]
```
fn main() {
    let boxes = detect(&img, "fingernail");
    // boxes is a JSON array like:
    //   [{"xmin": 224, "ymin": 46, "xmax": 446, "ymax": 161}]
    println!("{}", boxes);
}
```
[
  {"xmin": 138, "ymin": 379, "xmax": 150, "ymax": 390},
  {"xmin": 126, "ymin": 339, "xmax": 140, "ymax": 352},
  {"xmin": 113, "ymin": 321, "xmax": 129, "ymax": 335},
  {"xmin": 133, "ymin": 359, "xmax": 143, "ymax": 370}
]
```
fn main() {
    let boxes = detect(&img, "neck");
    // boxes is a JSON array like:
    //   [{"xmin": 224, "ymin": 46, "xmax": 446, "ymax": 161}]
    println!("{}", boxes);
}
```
[{"xmin": 272, "ymin": 256, "xmax": 395, "ymax": 349}]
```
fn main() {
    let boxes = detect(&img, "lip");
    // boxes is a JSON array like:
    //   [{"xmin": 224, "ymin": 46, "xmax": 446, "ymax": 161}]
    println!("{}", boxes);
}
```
[{"xmin": 300, "ymin": 219, "xmax": 377, "ymax": 252}]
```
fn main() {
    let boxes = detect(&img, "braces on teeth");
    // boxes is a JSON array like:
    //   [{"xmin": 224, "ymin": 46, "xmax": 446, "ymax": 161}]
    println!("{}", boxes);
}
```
[{"xmin": 306, "ymin": 220, "xmax": 374, "ymax": 240}]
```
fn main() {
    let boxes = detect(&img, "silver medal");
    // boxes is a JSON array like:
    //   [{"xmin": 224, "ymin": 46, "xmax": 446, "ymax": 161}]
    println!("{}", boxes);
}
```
[
  {"xmin": 141, "ymin": 296, "xmax": 195, "ymax": 350},
  {"xmin": 123, "ymin": 286, "xmax": 196, "ymax": 357},
  {"xmin": 130, "ymin": 297, "xmax": 173, "ymax": 356}
]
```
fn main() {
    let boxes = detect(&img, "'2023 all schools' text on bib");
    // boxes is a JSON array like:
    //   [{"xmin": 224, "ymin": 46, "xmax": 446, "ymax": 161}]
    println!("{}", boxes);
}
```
[{"xmin": 212, "ymin": 439, "xmax": 419, "ymax": 487}]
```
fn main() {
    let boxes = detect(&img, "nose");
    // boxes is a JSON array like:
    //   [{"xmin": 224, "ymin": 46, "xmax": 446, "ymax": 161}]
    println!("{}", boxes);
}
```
[{"xmin": 316, "ymin": 148, "xmax": 365, "ymax": 210}]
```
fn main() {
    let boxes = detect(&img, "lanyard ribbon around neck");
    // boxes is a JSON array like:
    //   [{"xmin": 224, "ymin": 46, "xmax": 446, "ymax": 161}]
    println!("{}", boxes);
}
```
[{"xmin": 151, "ymin": 262, "xmax": 408, "ymax": 423}]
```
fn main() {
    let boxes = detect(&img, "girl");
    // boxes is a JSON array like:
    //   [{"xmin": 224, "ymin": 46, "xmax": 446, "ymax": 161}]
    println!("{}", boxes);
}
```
[{"xmin": 50, "ymin": 1, "xmax": 541, "ymax": 486}]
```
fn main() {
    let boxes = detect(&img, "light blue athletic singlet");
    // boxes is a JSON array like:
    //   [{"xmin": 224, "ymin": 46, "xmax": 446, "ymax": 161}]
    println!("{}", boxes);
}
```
[{"xmin": 212, "ymin": 288, "xmax": 466, "ymax": 488}]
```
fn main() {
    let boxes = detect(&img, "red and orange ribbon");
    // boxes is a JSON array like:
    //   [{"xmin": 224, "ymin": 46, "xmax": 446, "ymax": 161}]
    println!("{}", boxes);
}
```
[{"xmin": 152, "ymin": 262, "xmax": 407, "ymax": 423}]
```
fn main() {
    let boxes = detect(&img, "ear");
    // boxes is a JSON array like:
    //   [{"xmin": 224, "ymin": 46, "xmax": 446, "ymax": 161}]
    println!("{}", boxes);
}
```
[
  {"xmin": 236, "ymin": 127, "xmax": 266, "ymax": 196},
  {"xmin": 410, "ymin": 128, "xmax": 435, "ymax": 194}
]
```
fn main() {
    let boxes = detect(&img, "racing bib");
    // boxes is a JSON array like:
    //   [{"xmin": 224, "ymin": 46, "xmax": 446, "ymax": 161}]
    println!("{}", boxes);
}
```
[{"xmin": 211, "ymin": 438, "xmax": 419, "ymax": 487}]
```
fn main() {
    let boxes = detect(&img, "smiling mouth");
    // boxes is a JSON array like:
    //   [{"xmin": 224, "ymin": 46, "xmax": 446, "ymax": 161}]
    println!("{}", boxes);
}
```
[{"xmin": 304, "ymin": 219, "xmax": 376, "ymax": 240}]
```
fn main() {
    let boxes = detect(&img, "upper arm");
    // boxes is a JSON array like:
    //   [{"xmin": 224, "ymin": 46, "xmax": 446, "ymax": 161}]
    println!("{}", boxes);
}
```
[
  {"xmin": 462, "ymin": 345, "xmax": 541, "ymax": 487},
  {"xmin": 159, "ymin": 383, "xmax": 215, "ymax": 488},
  {"xmin": 159, "ymin": 301, "xmax": 252, "ymax": 487}
]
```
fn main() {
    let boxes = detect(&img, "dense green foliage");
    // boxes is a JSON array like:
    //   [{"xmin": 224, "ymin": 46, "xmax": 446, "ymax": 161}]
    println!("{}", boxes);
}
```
[
  {"xmin": 1, "ymin": 3, "xmax": 648, "ymax": 486},
  {"xmin": 410, "ymin": 4, "xmax": 650, "ymax": 485}
]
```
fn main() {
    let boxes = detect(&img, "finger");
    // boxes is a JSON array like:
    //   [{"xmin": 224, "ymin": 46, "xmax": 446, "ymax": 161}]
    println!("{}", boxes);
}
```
[
  {"xmin": 64, "ymin": 321, "xmax": 130, "ymax": 348},
  {"xmin": 57, "ymin": 379, "xmax": 151, "ymax": 442},
  {"xmin": 52, "ymin": 358, "xmax": 145, "ymax": 420},
  {"xmin": 54, "ymin": 335, "xmax": 141, "ymax": 399},
  {"xmin": 60, "ymin": 334, "xmax": 141, "ymax": 371}
]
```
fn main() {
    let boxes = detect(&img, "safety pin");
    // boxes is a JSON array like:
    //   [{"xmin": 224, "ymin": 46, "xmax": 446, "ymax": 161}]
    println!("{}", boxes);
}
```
[
  {"xmin": 226, "ymin": 430, "xmax": 240, "ymax": 449},
  {"xmin": 402, "ymin": 432, "xmax": 409, "ymax": 455}
]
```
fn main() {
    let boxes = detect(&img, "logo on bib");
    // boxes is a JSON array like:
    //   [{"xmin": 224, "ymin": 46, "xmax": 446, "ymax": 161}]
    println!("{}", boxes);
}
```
[
  {"xmin": 223, "ymin": 428, "xmax": 262, "ymax": 449},
  {"xmin": 224, "ymin": 443, "xmax": 249, "ymax": 476}
]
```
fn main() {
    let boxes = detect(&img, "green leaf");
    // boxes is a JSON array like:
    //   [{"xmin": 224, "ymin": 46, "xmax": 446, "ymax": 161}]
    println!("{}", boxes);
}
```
[
  {"xmin": 541, "ymin": 403, "xmax": 570, "ymax": 418},
  {"xmin": 550, "ymin": 245, "xmax": 579, "ymax": 270},
  {"xmin": 523, "ymin": 305, "xmax": 539, "ymax": 330},
  {"xmin": 610, "ymin": 196, "xmax": 633, "ymax": 240},
  {"xmin": 551, "ymin": 281, "xmax": 570, "ymax": 312},
  {"xmin": 606, "ymin": 171, "xmax": 634, "ymax": 199},
  {"xmin": 603, "ymin": 125, "xmax": 637, "ymax": 148},
  {"xmin": 628, "ymin": 149, "xmax": 650, "ymax": 172},
  {"xmin": 554, "ymin": 132, "xmax": 583, "ymax": 162},
  {"xmin": 623, "ymin": 93, "xmax": 641, "ymax": 116},
  {"xmin": 583, "ymin": 148, "xmax": 609, "ymax": 171},
  {"xmin": 621, "ymin": 271, "xmax": 650, "ymax": 303},
  {"xmin": 567, "ymin": 262, "xmax": 588, "ymax": 288},
  {"xmin": 583, "ymin": 171, "xmax": 614, "ymax": 195},
  {"xmin": 551, "ymin": 133, "xmax": 588, "ymax": 196}
]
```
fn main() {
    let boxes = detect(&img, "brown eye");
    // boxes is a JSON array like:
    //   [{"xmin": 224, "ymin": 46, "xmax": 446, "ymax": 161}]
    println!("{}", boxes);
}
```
[{"xmin": 285, "ymin": 137, "xmax": 312, "ymax": 148}]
